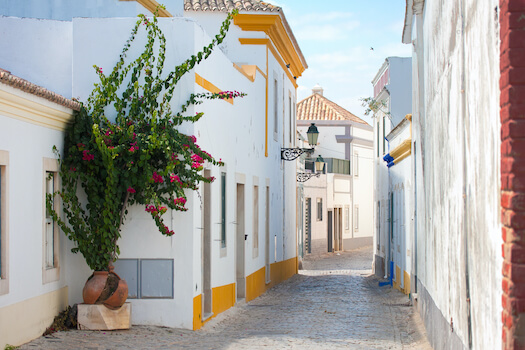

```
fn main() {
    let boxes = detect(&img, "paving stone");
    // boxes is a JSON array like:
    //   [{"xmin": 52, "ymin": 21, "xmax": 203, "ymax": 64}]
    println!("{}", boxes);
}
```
[{"xmin": 19, "ymin": 246, "xmax": 432, "ymax": 349}]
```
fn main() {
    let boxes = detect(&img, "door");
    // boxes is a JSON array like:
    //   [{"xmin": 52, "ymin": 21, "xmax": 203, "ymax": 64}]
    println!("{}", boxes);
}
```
[
  {"xmin": 327, "ymin": 210, "xmax": 333, "ymax": 252},
  {"xmin": 202, "ymin": 170, "xmax": 212, "ymax": 320},
  {"xmin": 236, "ymin": 184, "xmax": 245, "ymax": 300},
  {"xmin": 336, "ymin": 208, "xmax": 343, "ymax": 251},
  {"xmin": 305, "ymin": 198, "xmax": 312, "ymax": 254}
]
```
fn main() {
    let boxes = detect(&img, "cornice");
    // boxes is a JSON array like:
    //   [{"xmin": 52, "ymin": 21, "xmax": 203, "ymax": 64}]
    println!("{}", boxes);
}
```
[
  {"xmin": 234, "ymin": 14, "xmax": 306, "ymax": 79},
  {"xmin": 0, "ymin": 85, "xmax": 75, "ymax": 131}
]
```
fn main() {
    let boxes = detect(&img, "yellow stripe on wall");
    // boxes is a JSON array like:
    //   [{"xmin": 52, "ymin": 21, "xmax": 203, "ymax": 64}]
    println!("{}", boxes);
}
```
[
  {"xmin": 194, "ymin": 73, "xmax": 234, "ymax": 105},
  {"xmin": 193, "ymin": 283, "xmax": 236, "ymax": 330},
  {"xmin": 246, "ymin": 256, "xmax": 297, "ymax": 302},
  {"xmin": 193, "ymin": 257, "xmax": 298, "ymax": 329}
]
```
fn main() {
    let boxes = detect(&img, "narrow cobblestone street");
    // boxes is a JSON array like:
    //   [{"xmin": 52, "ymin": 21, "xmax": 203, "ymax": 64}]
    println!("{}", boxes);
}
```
[{"xmin": 19, "ymin": 246, "xmax": 431, "ymax": 349}]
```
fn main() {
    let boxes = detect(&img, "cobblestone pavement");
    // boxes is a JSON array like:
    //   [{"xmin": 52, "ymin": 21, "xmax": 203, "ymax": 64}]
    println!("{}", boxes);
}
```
[{"xmin": 19, "ymin": 246, "xmax": 432, "ymax": 349}]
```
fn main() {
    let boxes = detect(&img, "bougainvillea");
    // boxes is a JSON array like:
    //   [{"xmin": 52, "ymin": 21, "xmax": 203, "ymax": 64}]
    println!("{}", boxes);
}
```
[{"xmin": 47, "ymin": 7, "xmax": 244, "ymax": 271}]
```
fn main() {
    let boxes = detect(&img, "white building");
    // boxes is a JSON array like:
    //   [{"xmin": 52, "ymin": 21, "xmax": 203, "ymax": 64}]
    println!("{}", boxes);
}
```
[
  {"xmin": 404, "ymin": 0, "xmax": 501, "ymax": 349},
  {"xmin": 383, "ymin": 115, "xmax": 413, "ymax": 295},
  {"xmin": 370, "ymin": 57, "xmax": 412, "ymax": 280},
  {"xmin": 297, "ymin": 86, "xmax": 373, "ymax": 256},
  {"xmin": 0, "ymin": 0, "xmax": 306, "ymax": 347}
]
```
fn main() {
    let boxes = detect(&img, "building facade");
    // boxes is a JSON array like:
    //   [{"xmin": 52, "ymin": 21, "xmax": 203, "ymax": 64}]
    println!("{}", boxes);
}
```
[
  {"xmin": 0, "ymin": 0, "xmax": 306, "ymax": 347},
  {"xmin": 297, "ymin": 86, "xmax": 373, "ymax": 257},
  {"xmin": 371, "ymin": 57, "xmax": 412, "ymax": 280},
  {"xmin": 403, "ymin": 0, "xmax": 502, "ymax": 349}
]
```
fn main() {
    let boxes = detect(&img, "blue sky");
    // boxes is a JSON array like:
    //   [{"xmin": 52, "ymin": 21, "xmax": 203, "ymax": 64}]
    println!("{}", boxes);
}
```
[{"xmin": 265, "ymin": 0, "xmax": 411, "ymax": 124}]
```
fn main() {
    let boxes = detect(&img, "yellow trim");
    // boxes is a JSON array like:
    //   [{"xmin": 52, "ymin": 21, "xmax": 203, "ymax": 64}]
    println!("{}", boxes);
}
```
[
  {"xmin": 234, "ymin": 14, "xmax": 306, "ymax": 79},
  {"xmin": 119, "ymin": 0, "xmax": 172, "ymax": 17},
  {"xmin": 192, "ymin": 294, "xmax": 202, "ymax": 330},
  {"xmin": 193, "ymin": 257, "xmax": 298, "ymax": 329},
  {"xmin": 193, "ymin": 282, "xmax": 236, "ymax": 330},
  {"xmin": 403, "ymin": 271, "xmax": 411, "ymax": 295},
  {"xmin": 0, "ymin": 286, "xmax": 68, "ymax": 348},
  {"xmin": 389, "ymin": 139, "xmax": 411, "ymax": 159},
  {"xmin": 194, "ymin": 73, "xmax": 234, "ymax": 105},
  {"xmin": 0, "ymin": 86, "xmax": 74, "ymax": 131},
  {"xmin": 393, "ymin": 265, "xmax": 402, "ymax": 291},
  {"xmin": 232, "ymin": 64, "xmax": 266, "ymax": 81},
  {"xmin": 246, "ymin": 256, "xmax": 297, "ymax": 302},
  {"xmin": 238, "ymin": 38, "xmax": 298, "ymax": 89}
]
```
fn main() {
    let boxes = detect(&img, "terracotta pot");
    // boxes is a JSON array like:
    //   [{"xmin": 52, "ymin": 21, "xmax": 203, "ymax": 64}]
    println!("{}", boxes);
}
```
[
  {"xmin": 82, "ymin": 266, "xmax": 128, "ymax": 308},
  {"xmin": 103, "ymin": 278, "xmax": 129, "ymax": 310},
  {"xmin": 82, "ymin": 271, "xmax": 109, "ymax": 304}
]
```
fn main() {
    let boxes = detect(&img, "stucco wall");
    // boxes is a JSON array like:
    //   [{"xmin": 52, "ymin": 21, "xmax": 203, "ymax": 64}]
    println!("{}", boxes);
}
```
[
  {"xmin": 410, "ymin": 1, "xmax": 501, "ymax": 349},
  {"xmin": 0, "ymin": 84, "xmax": 74, "ymax": 348}
]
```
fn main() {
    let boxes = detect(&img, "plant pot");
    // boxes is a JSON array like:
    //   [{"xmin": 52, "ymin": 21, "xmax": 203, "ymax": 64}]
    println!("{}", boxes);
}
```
[
  {"xmin": 82, "ymin": 266, "xmax": 128, "ymax": 309},
  {"xmin": 82, "ymin": 271, "xmax": 108, "ymax": 304}
]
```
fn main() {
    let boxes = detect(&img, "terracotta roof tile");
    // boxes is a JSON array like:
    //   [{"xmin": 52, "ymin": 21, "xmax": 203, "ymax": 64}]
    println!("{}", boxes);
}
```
[
  {"xmin": 184, "ymin": 0, "xmax": 281, "ymax": 12},
  {"xmin": 0, "ymin": 68, "xmax": 81, "ymax": 111},
  {"xmin": 297, "ymin": 93, "xmax": 367, "ymax": 124}
]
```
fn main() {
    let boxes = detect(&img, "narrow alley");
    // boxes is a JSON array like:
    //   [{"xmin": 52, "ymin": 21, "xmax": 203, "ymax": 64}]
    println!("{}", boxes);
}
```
[{"xmin": 19, "ymin": 246, "xmax": 431, "ymax": 350}]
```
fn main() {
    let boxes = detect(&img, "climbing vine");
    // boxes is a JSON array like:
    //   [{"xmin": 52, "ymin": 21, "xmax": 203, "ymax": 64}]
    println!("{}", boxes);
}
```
[{"xmin": 47, "ymin": 8, "xmax": 244, "ymax": 271}]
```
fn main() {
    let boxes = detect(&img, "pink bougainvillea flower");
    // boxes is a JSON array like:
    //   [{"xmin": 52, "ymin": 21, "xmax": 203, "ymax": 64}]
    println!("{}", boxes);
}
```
[
  {"xmin": 207, "ymin": 176, "xmax": 215, "ymax": 182},
  {"xmin": 191, "ymin": 162, "xmax": 203, "ymax": 170},
  {"xmin": 188, "ymin": 135, "xmax": 197, "ymax": 143},
  {"xmin": 191, "ymin": 154, "xmax": 204, "ymax": 163},
  {"xmin": 174, "ymin": 197, "xmax": 186, "ymax": 205},
  {"xmin": 82, "ymin": 150, "xmax": 94, "ymax": 161},
  {"xmin": 152, "ymin": 172, "xmax": 164, "ymax": 183},
  {"xmin": 127, "ymin": 187, "xmax": 136, "ymax": 193},
  {"xmin": 170, "ymin": 174, "xmax": 182, "ymax": 184}
]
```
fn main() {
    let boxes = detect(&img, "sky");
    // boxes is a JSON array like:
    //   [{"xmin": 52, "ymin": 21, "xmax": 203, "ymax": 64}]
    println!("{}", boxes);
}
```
[{"xmin": 264, "ymin": 0, "xmax": 411, "ymax": 125}]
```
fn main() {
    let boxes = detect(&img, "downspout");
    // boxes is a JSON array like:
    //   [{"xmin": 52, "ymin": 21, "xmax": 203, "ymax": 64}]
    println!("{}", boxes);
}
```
[{"xmin": 460, "ymin": 0, "xmax": 473, "ymax": 348}]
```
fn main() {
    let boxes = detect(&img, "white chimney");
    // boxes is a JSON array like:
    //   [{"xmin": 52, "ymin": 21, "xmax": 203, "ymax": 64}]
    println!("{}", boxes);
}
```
[{"xmin": 312, "ymin": 84, "xmax": 323, "ymax": 96}]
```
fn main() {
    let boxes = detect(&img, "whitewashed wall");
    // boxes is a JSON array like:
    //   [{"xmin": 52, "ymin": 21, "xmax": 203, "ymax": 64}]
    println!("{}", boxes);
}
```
[{"xmin": 409, "ymin": 1, "xmax": 501, "ymax": 348}]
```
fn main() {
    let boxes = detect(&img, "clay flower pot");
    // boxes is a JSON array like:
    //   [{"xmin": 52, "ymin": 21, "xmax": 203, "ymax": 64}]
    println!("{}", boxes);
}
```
[{"xmin": 82, "ymin": 266, "xmax": 128, "ymax": 309}]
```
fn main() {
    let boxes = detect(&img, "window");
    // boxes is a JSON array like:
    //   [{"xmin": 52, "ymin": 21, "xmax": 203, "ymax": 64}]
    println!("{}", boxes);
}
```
[
  {"xmin": 273, "ymin": 77, "xmax": 279, "ymax": 141},
  {"xmin": 43, "ymin": 158, "xmax": 60, "ymax": 283},
  {"xmin": 253, "ymin": 185, "xmax": 259, "ymax": 258},
  {"xmin": 0, "ymin": 150, "xmax": 8, "ymax": 295},
  {"xmin": 354, "ymin": 152, "xmax": 359, "ymax": 177},
  {"xmin": 317, "ymin": 198, "xmax": 323, "ymax": 221},
  {"xmin": 221, "ymin": 172, "xmax": 226, "ymax": 249},
  {"xmin": 345, "ymin": 206, "xmax": 350, "ymax": 230},
  {"xmin": 354, "ymin": 205, "xmax": 359, "ymax": 231},
  {"xmin": 288, "ymin": 93, "xmax": 293, "ymax": 145}
]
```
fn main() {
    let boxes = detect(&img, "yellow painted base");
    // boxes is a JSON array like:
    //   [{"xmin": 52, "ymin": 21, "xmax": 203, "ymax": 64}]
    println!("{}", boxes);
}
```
[
  {"xmin": 403, "ymin": 271, "xmax": 411, "ymax": 295},
  {"xmin": 0, "ymin": 286, "xmax": 68, "ymax": 348},
  {"xmin": 193, "ymin": 257, "xmax": 298, "ymax": 330},
  {"xmin": 193, "ymin": 283, "xmax": 235, "ymax": 330},
  {"xmin": 393, "ymin": 265, "xmax": 411, "ymax": 296}
]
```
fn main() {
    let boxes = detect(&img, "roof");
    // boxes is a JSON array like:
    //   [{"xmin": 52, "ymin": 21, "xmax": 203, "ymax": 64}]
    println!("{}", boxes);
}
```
[
  {"xmin": 184, "ymin": 0, "xmax": 281, "ymax": 12},
  {"xmin": 297, "ymin": 93, "xmax": 368, "ymax": 125},
  {"xmin": 0, "ymin": 69, "xmax": 81, "ymax": 111}
]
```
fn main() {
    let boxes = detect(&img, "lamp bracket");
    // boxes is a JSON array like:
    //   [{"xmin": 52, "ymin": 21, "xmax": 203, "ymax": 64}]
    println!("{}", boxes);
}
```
[
  {"xmin": 297, "ymin": 172, "xmax": 321, "ymax": 183},
  {"xmin": 281, "ymin": 147, "xmax": 314, "ymax": 161}
]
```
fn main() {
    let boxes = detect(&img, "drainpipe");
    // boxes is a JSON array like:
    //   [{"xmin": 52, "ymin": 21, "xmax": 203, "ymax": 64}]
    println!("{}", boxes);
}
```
[{"xmin": 460, "ymin": 0, "xmax": 473, "ymax": 348}]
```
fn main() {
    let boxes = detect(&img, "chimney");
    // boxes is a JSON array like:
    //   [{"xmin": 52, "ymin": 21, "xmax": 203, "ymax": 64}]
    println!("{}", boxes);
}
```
[{"xmin": 312, "ymin": 84, "xmax": 323, "ymax": 96}]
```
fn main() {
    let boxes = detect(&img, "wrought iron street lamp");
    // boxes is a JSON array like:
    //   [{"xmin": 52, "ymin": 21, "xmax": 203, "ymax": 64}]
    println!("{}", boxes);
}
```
[
  {"xmin": 297, "ymin": 155, "xmax": 325, "ymax": 183},
  {"xmin": 281, "ymin": 123, "xmax": 319, "ymax": 161}
]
